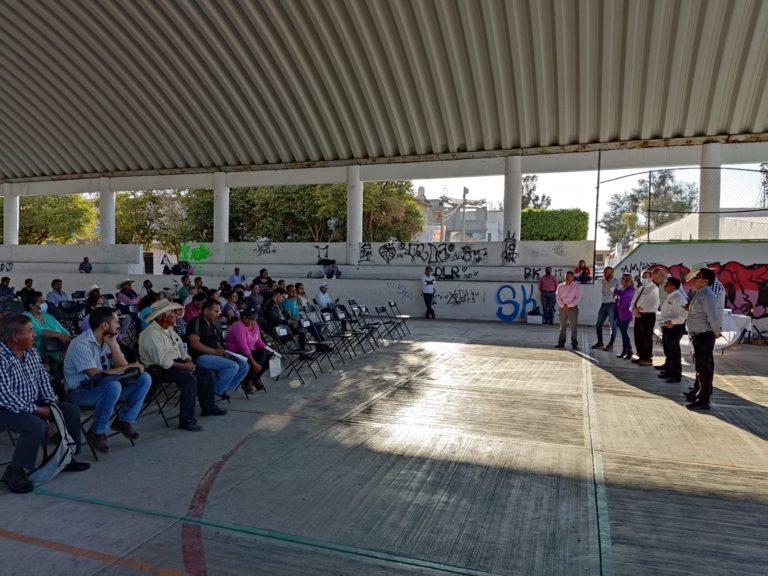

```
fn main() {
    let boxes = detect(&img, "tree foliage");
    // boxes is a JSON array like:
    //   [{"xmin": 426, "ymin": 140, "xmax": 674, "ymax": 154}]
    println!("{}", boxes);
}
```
[
  {"xmin": 0, "ymin": 195, "xmax": 97, "ymax": 244},
  {"xmin": 599, "ymin": 169, "xmax": 698, "ymax": 248},
  {"xmin": 521, "ymin": 208, "xmax": 589, "ymax": 241},
  {"xmin": 522, "ymin": 175, "xmax": 552, "ymax": 209}
]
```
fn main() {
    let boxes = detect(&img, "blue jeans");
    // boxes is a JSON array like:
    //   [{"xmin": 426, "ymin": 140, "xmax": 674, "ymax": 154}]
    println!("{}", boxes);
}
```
[
  {"xmin": 616, "ymin": 319, "xmax": 631, "ymax": 350},
  {"xmin": 69, "ymin": 373, "xmax": 152, "ymax": 434},
  {"xmin": 195, "ymin": 354, "xmax": 249, "ymax": 395},
  {"xmin": 540, "ymin": 292, "xmax": 556, "ymax": 324},
  {"xmin": 595, "ymin": 303, "xmax": 615, "ymax": 344}
]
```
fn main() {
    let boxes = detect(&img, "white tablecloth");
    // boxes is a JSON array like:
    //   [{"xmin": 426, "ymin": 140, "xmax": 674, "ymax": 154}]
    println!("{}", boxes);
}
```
[{"xmin": 654, "ymin": 311, "xmax": 751, "ymax": 353}]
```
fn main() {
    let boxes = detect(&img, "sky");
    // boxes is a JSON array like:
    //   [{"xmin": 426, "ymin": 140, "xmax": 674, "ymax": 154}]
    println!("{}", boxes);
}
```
[{"xmin": 413, "ymin": 163, "xmax": 763, "ymax": 249}]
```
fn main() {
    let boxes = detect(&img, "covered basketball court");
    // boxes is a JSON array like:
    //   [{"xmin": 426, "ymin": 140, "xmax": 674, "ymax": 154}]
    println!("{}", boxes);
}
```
[{"xmin": 1, "ymin": 1, "xmax": 767, "ymax": 575}]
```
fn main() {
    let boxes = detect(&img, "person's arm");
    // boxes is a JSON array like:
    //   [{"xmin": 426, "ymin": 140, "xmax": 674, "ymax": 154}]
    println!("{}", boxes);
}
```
[
  {"xmin": 188, "ymin": 333, "xmax": 224, "ymax": 356},
  {"xmin": 555, "ymin": 285, "xmax": 565, "ymax": 308},
  {"xmin": 570, "ymin": 284, "xmax": 581, "ymax": 306},
  {"xmin": 704, "ymin": 292, "xmax": 722, "ymax": 336}
]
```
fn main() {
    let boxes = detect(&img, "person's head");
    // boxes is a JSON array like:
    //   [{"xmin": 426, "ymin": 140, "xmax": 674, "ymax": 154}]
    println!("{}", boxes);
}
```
[
  {"xmin": 286, "ymin": 284, "xmax": 296, "ymax": 298},
  {"xmin": 24, "ymin": 278, "xmax": 33, "ymax": 288},
  {"xmin": 224, "ymin": 290, "xmax": 237, "ymax": 303},
  {"xmin": 51, "ymin": 279, "xmax": 63, "ymax": 291},
  {"xmin": 425, "ymin": 266, "xmax": 433, "ymax": 275},
  {"xmin": 234, "ymin": 267, "xmax": 240, "ymax": 274},
  {"xmin": 140, "ymin": 291, "xmax": 162, "ymax": 310},
  {"xmin": 233, "ymin": 284, "xmax": 244, "ymax": 293},
  {"xmin": 88, "ymin": 307, "xmax": 119, "ymax": 336},
  {"xmin": 82, "ymin": 256, "xmax": 89, "ymax": 263},
  {"xmin": 693, "ymin": 267, "xmax": 716, "ymax": 290},
  {"xmin": 271, "ymin": 287, "xmax": 287, "ymax": 303},
  {"xmin": 603, "ymin": 266, "xmax": 614, "ymax": 281},
  {"xmin": 147, "ymin": 299, "xmax": 183, "ymax": 328},
  {"xmin": 258, "ymin": 268, "xmax": 268, "ymax": 279},
  {"xmin": 143, "ymin": 279, "xmax": 152, "ymax": 289},
  {"xmin": 665, "ymin": 277, "xmax": 681, "ymax": 294},
  {"xmin": 240, "ymin": 305, "xmax": 260, "ymax": 327},
  {"xmin": 1, "ymin": 277, "xmax": 10, "ymax": 287},
  {"xmin": 565, "ymin": 271, "xmax": 574, "ymax": 284},
  {"xmin": 87, "ymin": 284, "xmax": 101, "ymax": 298},
  {"xmin": 0, "ymin": 314, "xmax": 35, "ymax": 352},
  {"xmin": 651, "ymin": 267, "xmax": 667, "ymax": 286},
  {"xmin": 194, "ymin": 277, "xmax": 203, "ymax": 287},
  {"xmin": 119, "ymin": 280, "xmax": 133, "ymax": 292},
  {"xmin": 621, "ymin": 273, "xmax": 633, "ymax": 288},
  {"xmin": 210, "ymin": 289, "xmax": 221, "ymax": 301},
  {"xmin": 277, "ymin": 279, "xmax": 285, "ymax": 289},
  {"xmin": 188, "ymin": 286, "xmax": 199, "ymax": 297},
  {"xmin": 201, "ymin": 299, "xmax": 221, "ymax": 322},
  {"xmin": 181, "ymin": 275, "xmax": 191, "ymax": 286},
  {"xmin": 319, "ymin": 283, "xmax": 328, "ymax": 293},
  {"xmin": 192, "ymin": 292, "xmax": 208, "ymax": 309},
  {"xmin": 85, "ymin": 292, "xmax": 104, "ymax": 310},
  {"xmin": 578, "ymin": 260, "xmax": 586, "ymax": 268},
  {"xmin": 545, "ymin": 267, "xmax": 552, "ymax": 276},
  {"xmin": 25, "ymin": 291, "xmax": 46, "ymax": 313},
  {"xmin": 219, "ymin": 280, "xmax": 229, "ymax": 290},
  {"xmin": 640, "ymin": 270, "xmax": 652, "ymax": 286},
  {"xmin": 295, "ymin": 282, "xmax": 305, "ymax": 294}
]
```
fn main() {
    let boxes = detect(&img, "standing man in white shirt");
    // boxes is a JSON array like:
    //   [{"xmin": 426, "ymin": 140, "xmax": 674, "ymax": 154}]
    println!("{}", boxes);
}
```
[
  {"xmin": 592, "ymin": 266, "xmax": 618, "ymax": 350},
  {"xmin": 228, "ymin": 267, "xmax": 247, "ymax": 287},
  {"xmin": 421, "ymin": 266, "xmax": 436, "ymax": 319},
  {"xmin": 656, "ymin": 277, "xmax": 688, "ymax": 383},
  {"xmin": 630, "ymin": 270, "xmax": 660, "ymax": 366}
]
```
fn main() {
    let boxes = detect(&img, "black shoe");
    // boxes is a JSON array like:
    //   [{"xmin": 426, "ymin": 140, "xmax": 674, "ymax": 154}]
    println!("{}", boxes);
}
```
[
  {"xmin": 657, "ymin": 373, "xmax": 669, "ymax": 379},
  {"xmin": 2, "ymin": 465, "xmax": 34, "ymax": 493},
  {"xmin": 218, "ymin": 392, "xmax": 231, "ymax": 402},
  {"xmin": 179, "ymin": 421, "xmax": 204, "ymax": 431},
  {"xmin": 201, "ymin": 406, "xmax": 228, "ymax": 416},
  {"xmin": 571, "ymin": 342, "xmax": 579, "ymax": 349},
  {"xmin": 555, "ymin": 343, "xmax": 565, "ymax": 348},
  {"xmin": 686, "ymin": 401, "xmax": 711, "ymax": 411},
  {"xmin": 666, "ymin": 377, "xmax": 681, "ymax": 383},
  {"xmin": 684, "ymin": 392, "xmax": 697, "ymax": 401},
  {"xmin": 63, "ymin": 459, "xmax": 91, "ymax": 472},
  {"xmin": 603, "ymin": 344, "xmax": 613, "ymax": 351},
  {"xmin": 655, "ymin": 365, "xmax": 667, "ymax": 371},
  {"xmin": 591, "ymin": 343, "xmax": 604, "ymax": 349}
]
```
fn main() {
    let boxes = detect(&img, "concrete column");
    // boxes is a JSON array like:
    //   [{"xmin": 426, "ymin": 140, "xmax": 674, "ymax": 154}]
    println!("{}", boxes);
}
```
[
  {"xmin": 698, "ymin": 143, "xmax": 721, "ymax": 240},
  {"xmin": 98, "ymin": 178, "xmax": 116, "ymax": 245},
  {"xmin": 346, "ymin": 165, "xmax": 363, "ymax": 264},
  {"xmin": 213, "ymin": 172, "xmax": 229, "ymax": 263},
  {"xmin": 2, "ymin": 184, "xmax": 19, "ymax": 245},
  {"xmin": 503, "ymin": 156, "xmax": 522, "ymax": 240}
]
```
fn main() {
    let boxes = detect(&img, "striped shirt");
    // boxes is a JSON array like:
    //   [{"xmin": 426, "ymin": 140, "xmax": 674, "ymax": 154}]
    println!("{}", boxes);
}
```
[
  {"xmin": 63, "ymin": 329, "xmax": 112, "ymax": 390},
  {"xmin": 0, "ymin": 343, "xmax": 57, "ymax": 413}
]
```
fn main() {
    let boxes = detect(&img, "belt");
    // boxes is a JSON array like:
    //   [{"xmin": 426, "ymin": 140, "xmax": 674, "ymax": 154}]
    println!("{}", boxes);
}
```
[{"xmin": 541, "ymin": 290, "xmax": 555, "ymax": 294}]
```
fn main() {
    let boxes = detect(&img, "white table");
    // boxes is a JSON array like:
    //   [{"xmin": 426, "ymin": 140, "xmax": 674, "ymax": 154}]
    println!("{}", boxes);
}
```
[{"xmin": 654, "ymin": 311, "xmax": 751, "ymax": 353}]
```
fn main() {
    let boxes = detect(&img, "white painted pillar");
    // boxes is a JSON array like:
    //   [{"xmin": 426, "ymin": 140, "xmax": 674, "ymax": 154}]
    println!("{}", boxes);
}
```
[
  {"xmin": 503, "ymin": 156, "xmax": 522, "ymax": 240},
  {"xmin": 698, "ymin": 143, "xmax": 721, "ymax": 240},
  {"xmin": 213, "ymin": 171, "xmax": 229, "ymax": 263},
  {"xmin": 346, "ymin": 165, "xmax": 363, "ymax": 264},
  {"xmin": 98, "ymin": 177, "xmax": 116, "ymax": 245},
  {"xmin": 2, "ymin": 184, "xmax": 19, "ymax": 245}
]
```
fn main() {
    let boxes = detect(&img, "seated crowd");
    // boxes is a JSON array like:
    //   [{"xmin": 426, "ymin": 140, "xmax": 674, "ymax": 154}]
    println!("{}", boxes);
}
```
[{"xmin": 1, "ymin": 268, "xmax": 394, "ymax": 494}]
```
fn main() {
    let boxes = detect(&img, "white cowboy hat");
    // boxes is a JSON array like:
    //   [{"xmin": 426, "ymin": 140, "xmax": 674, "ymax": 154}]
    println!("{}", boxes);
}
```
[
  {"xmin": 86, "ymin": 284, "xmax": 101, "ymax": 295},
  {"xmin": 116, "ymin": 278, "xmax": 134, "ymax": 290},
  {"xmin": 145, "ymin": 298, "xmax": 183, "ymax": 323},
  {"xmin": 319, "ymin": 282, "xmax": 328, "ymax": 288},
  {"xmin": 685, "ymin": 263, "xmax": 710, "ymax": 282}
]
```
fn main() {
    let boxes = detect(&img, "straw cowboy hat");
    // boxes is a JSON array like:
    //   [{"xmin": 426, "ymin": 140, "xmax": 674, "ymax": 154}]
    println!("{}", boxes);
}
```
[
  {"xmin": 685, "ymin": 263, "xmax": 713, "ymax": 282},
  {"xmin": 86, "ymin": 284, "xmax": 101, "ymax": 296},
  {"xmin": 145, "ymin": 298, "xmax": 183, "ymax": 323},
  {"xmin": 116, "ymin": 278, "xmax": 134, "ymax": 290}
]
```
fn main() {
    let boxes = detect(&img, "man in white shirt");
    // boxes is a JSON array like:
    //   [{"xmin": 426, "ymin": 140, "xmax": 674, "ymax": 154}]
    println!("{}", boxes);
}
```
[
  {"xmin": 315, "ymin": 282, "xmax": 334, "ymax": 312},
  {"xmin": 630, "ymin": 269, "xmax": 660, "ymax": 366},
  {"xmin": 228, "ymin": 268, "xmax": 247, "ymax": 287},
  {"xmin": 656, "ymin": 277, "xmax": 688, "ymax": 382}
]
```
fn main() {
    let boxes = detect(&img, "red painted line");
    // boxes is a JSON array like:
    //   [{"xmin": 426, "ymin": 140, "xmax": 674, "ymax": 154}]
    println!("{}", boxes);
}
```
[{"xmin": 181, "ymin": 431, "xmax": 259, "ymax": 576}]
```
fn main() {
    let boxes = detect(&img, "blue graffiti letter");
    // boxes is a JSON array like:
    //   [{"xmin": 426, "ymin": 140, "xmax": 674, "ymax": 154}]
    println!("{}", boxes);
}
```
[{"xmin": 495, "ymin": 284, "xmax": 520, "ymax": 322}]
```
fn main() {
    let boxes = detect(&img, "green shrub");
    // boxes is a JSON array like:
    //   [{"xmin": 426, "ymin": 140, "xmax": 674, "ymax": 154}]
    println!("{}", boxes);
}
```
[{"xmin": 521, "ymin": 208, "xmax": 589, "ymax": 240}]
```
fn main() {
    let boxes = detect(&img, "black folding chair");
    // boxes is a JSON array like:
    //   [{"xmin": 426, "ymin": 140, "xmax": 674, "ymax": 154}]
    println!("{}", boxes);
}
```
[
  {"xmin": 388, "ymin": 301, "xmax": 412, "ymax": 334},
  {"xmin": 270, "ymin": 325, "xmax": 321, "ymax": 386},
  {"xmin": 139, "ymin": 366, "xmax": 181, "ymax": 427},
  {"xmin": 375, "ymin": 306, "xmax": 407, "ymax": 340},
  {"xmin": 360, "ymin": 304, "xmax": 399, "ymax": 341}
]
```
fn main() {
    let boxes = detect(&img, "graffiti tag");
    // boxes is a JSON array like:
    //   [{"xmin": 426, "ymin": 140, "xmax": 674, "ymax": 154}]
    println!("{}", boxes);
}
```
[
  {"xmin": 438, "ymin": 289, "xmax": 482, "ymax": 306},
  {"xmin": 314, "ymin": 245, "xmax": 329, "ymax": 259},
  {"xmin": 495, "ymin": 284, "xmax": 539, "ymax": 322},
  {"xmin": 385, "ymin": 281, "xmax": 413, "ymax": 302},
  {"xmin": 253, "ymin": 241, "xmax": 277, "ymax": 257},
  {"xmin": 502, "ymin": 231, "xmax": 518, "ymax": 264},
  {"xmin": 179, "ymin": 243, "xmax": 212, "ymax": 262},
  {"xmin": 376, "ymin": 242, "xmax": 488, "ymax": 265},
  {"xmin": 524, "ymin": 267, "xmax": 564, "ymax": 281},
  {"xmin": 435, "ymin": 265, "xmax": 479, "ymax": 280},
  {"xmin": 359, "ymin": 242, "xmax": 372, "ymax": 263},
  {"xmin": 0, "ymin": 262, "xmax": 13, "ymax": 272}
]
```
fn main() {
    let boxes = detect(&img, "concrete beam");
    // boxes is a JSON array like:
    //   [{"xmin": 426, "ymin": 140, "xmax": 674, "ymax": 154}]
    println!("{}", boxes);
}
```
[
  {"xmin": 503, "ymin": 157, "xmax": 522, "ymax": 240},
  {"xmin": 2, "ymin": 183, "xmax": 19, "ymax": 245},
  {"xmin": 99, "ymin": 178, "xmax": 116, "ymax": 245},
  {"xmin": 698, "ymin": 143, "xmax": 721, "ymax": 240},
  {"xmin": 346, "ymin": 166, "xmax": 363, "ymax": 265},
  {"xmin": 213, "ymin": 172, "xmax": 229, "ymax": 263}
]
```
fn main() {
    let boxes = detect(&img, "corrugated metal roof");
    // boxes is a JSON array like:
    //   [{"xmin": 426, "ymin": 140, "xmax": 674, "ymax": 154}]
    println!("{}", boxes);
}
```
[{"xmin": 1, "ymin": 0, "xmax": 767, "ymax": 181}]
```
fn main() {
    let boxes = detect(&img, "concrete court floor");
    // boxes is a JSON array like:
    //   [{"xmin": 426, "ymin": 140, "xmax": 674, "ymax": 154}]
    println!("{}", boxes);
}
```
[{"xmin": 0, "ymin": 319, "xmax": 767, "ymax": 576}]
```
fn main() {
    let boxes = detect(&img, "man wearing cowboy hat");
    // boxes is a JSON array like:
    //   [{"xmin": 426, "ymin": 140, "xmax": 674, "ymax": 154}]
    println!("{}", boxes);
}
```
[{"xmin": 139, "ymin": 299, "xmax": 225, "ymax": 432}]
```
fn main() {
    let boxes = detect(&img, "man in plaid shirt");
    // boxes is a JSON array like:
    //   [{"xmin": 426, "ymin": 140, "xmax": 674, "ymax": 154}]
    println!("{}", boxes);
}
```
[{"xmin": 0, "ymin": 314, "xmax": 90, "ymax": 493}]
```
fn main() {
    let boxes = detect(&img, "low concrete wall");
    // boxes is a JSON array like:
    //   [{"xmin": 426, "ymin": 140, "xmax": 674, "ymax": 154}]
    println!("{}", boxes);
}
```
[{"xmin": 0, "ymin": 244, "xmax": 144, "ymax": 275}]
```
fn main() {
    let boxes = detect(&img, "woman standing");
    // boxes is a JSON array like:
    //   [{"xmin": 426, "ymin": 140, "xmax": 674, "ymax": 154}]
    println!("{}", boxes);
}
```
[
  {"xmin": 614, "ymin": 274, "xmax": 636, "ymax": 358},
  {"xmin": 421, "ymin": 267, "xmax": 436, "ymax": 319}
]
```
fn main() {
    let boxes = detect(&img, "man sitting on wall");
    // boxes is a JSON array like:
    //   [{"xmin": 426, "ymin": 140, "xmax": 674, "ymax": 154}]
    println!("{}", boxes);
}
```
[
  {"xmin": 186, "ymin": 300, "xmax": 249, "ymax": 398},
  {"xmin": 139, "ymin": 299, "xmax": 225, "ymax": 431},
  {"xmin": 574, "ymin": 260, "xmax": 591, "ymax": 284},
  {"xmin": 79, "ymin": 256, "xmax": 93, "ymax": 274},
  {"xmin": 63, "ymin": 307, "xmax": 152, "ymax": 453}
]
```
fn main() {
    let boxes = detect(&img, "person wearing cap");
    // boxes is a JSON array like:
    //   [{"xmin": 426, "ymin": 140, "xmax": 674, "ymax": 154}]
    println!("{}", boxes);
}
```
[
  {"xmin": 253, "ymin": 269, "xmax": 273, "ymax": 295},
  {"xmin": 630, "ymin": 269, "xmax": 660, "ymax": 366},
  {"xmin": 79, "ymin": 256, "xmax": 92, "ymax": 274},
  {"xmin": 186, "ymin": 299, "xmax": 248, "ymax": 398},
  {"xmin": 64, "ymin": 307, "xmax": 151, "ymax": 453},
  {"xmin": 226, "ymin": 305, "xmax": 275, "ymax": 394},
  {"xmin": 684, "ymin": 268, "xmax": 721, "ymax": 410},
  {"xmin": 656, "ymin": 277, "xmax": 688, "ymax": 384},
  {"xmin": 115, "ymin": 279, "xmax": 141, "ymax": 314},
  {"xmin": 315, "ymin": 283, "xmax": 334, "ymax": 312},
  {"xmin": 86, "ymin": 284, "xmax": 102, "ymax": 299},
  {"xmin": 138, "ymin": 299, "xmax": 225, "ymax": 431}
]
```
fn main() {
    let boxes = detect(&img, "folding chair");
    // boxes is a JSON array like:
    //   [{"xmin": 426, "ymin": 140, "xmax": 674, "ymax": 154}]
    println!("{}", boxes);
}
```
[
  {"xmin": 78, "ymin": 400, "xmax": 136, "ymax": 462},
  {"xmin": 270, "ymin": 325, "xmax": 319, "ymax": 386},
  {"xmin": 347, "ymin": 303, "xmax": 384, "ymax": 348},
  {"xmin": 388, "ymin": 301, "xmax": 412, "ymax": 334},
  {"xmin": 298, "ymin": 317, "xmax": 336, "ymax": 371},
  {"xmin": 375, "ymin": 306, "xmax": 407, "ymax": 340},
  {"xmin": 305, "ymin": 305, "xmax": 350, "ymax": 364},
  {"xmin": 360, "ymin": 304, "xmax": 399, "ymax": 341},
  {"xmin": 139, "ymin": 366, "xmax": 181, "ymax": 428},
  {"xmin": 335, "ymin": 306, "xmax": 377, "ymax": 353}
]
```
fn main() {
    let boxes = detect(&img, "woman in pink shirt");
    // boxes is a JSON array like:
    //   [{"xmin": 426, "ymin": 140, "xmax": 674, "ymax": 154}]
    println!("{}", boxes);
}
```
[
  {"xmin": 555, "ymin": 271, "xmax": 581, "ymax": 349},
  {"xmin": 226, "ymin": 305, "xmax": 271, "ymax": 393}
]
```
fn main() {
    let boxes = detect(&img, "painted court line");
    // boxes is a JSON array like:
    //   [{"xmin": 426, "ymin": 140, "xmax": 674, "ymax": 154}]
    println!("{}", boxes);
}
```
[
  {"xmin": 0, "ymin": 526, "xmax": 182, "ymax": 575},
  {"xmin": 34, "ymin": 488, "xmax": 499, "ymax": 576}
]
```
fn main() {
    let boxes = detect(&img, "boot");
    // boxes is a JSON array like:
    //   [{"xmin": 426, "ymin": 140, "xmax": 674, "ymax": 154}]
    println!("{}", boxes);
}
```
[{"xmin": 2, "ymin": 464, "xmax": 34, "ymax": 494}]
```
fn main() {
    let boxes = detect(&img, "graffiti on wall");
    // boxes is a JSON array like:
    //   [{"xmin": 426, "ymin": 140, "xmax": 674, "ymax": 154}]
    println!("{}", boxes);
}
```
[
  {"xmin": 253, "ymin": 241, "xmax": 277, "ymax": 257},
  {"xmin": 644, "ymin": 261, "xmax": 768, "ymax": 319},
  {"xmin": 179, "ymin": 243, "xmax": 212, "ymax": 262},
  {"xmin": 619, "ymin": 260, "xmax": 657, "ymax": 276},
  {"xmin": 436, "ymin": 288, "xmax": 484, "ymax": 306},
  {"xmin": 315, "ymin": 245, "xmax": 329, "ymax": 260},
  {"xmin": 524, "ymin": 267, "xmax": 564, "ymax": 281},
  {"xmin": 435, "ymin": 265, "xmax": 479, "ymax": 280},
  {"xmin": 385, "ymin": 281, "xmax": 413, "ymax": 303},
  {"xmin": 0, "ymin": 262, "xmax": 13, "ymax": 272},
  {"xmin": 359, "ymin": 242, "xmax": 373, "ymax": 263},
  {"xmin": 502, "ymin": 231, "xmax": 519, "ymax": 264},
  {"xmin": 495, "ymin": 284, "xmax": 539, "ymax": 322},
  {"xmin": 377, "ymin": 242, "xmax": 488, "ymax": 265}
]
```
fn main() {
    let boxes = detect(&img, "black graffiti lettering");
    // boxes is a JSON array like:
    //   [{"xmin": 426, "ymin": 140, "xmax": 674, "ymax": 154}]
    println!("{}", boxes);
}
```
[
  {"xmin": 253, "ymin": 241, "xmax": 277, "ymax": 257},
  {"xmin": 378, "ymin": 242, "xmax": 397, "ymax": 263},
  {"xmin": 524, "ymin": 267, "xmax": 542, "ymax": 280},
  {"xmin": 358, "ymin": 242, "xmax": 372, "ymax": 262},
  {"xmin": 441, "ymin": 288, "xmax": 481, "ymax": 305},
  {"xmin": 0, "ymin": 262, "xmax": 12, "ymax": 272},
  {"xmin": 315, "ymin": 245, "xmax": 329, "ymax": 259},
  {"xmin": 503, "ymin": 231, "xmax": 519, "ymax": 264}
]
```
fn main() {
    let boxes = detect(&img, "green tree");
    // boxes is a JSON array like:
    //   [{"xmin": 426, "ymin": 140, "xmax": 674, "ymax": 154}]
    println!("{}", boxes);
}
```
[
  {"xmin": 521, "ymin": 175, "xmax": 551, "ymax": 209},
  {"xmin": 599, "ymin": 169, "xmax": 698, "ymax": 248},
  {"xmin": 0, "ymin": 195, "xmax": 97, "ymax": 244}
]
